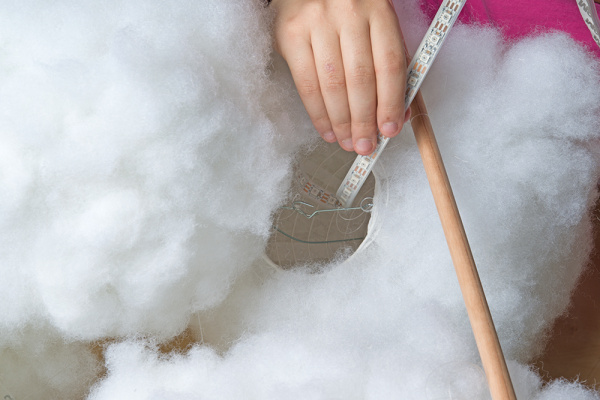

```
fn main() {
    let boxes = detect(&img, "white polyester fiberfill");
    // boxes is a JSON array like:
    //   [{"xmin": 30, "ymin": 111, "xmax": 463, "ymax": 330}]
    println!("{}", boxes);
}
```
[{"xmin": 0, "ymin": 0, "xmax": 598, "ymax": 399}]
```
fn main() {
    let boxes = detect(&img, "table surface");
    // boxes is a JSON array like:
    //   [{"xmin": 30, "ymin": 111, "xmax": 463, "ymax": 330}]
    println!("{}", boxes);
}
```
[{"xmin": 533, "ymin": 194, "xmax": 600, "ymax": 389}]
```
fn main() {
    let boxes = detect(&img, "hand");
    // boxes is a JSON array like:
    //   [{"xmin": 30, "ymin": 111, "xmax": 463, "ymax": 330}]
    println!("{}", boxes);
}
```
[{"xmin": 271, "ymin": 0, "xmax": 410, "ymax": 155}]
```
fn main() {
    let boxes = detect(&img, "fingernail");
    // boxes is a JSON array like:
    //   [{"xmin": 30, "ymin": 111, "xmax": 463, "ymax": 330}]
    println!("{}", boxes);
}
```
[
  {"xmin": 355, "ymin": 139, "xmax": 373, "ymax": 154},
  {"xmin": 323, "ymin": 131, "xmax": 335, "ymax": 142},
  {"xmin": 341, "ymin": 139, "xmax": 354, "ymax": 151},
  {"xmin": 404, "ymin": 108, "xmax": 411, "ymax": 123},
  {"xmin": 382, "ymin": 122, "xmax": 399, "ymax": 137}
]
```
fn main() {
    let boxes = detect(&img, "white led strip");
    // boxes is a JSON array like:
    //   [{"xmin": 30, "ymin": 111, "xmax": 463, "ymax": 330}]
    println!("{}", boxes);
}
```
[
  {"xmin": 576, "ymin": 0, "xmax": 600, "ymax": 47},
  {"xmin": 295, "ymin": 170, "xmax": 343, "ymax": 207},
  {"xmin": 337, "ymin": 0, "xmax": 466, "ymax": 207}
]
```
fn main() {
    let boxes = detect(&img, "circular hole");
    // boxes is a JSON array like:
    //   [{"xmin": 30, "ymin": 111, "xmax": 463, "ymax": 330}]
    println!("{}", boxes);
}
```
[{"xmin": 265, "ymin": 142, "xmax": 379, "ymax": 270}]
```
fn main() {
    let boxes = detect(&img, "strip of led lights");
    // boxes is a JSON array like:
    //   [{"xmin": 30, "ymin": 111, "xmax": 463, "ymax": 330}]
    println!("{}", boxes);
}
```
[
  {"xmin": 576, "ymin": 0, "xmax": 600, "ymax": 47},
  {"xmin": 336, "ymin": 0, "xmax": 466, "ymax": 207}
]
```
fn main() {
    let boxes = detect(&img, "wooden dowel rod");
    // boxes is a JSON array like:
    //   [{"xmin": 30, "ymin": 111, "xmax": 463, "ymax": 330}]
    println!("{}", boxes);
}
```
[{"xmin": 409, "ymin": 90, "xmax": 517, "ymax": 400}]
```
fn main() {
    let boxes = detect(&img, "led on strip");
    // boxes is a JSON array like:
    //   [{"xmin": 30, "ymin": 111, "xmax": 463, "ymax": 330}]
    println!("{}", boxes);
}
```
[
  {"xmin": 336, "ymin": 0, "xmax": 466, "ymax": 207},
  {"xmin": 295, "ymin": 170, "xmax": 343, "ymax": 208}
]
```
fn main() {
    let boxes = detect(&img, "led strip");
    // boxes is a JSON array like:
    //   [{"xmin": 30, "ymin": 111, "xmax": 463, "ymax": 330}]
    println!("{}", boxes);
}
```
[
  {"xmin": 337, "ymin": 0, "xmax": 466, "ymax": 207},
  {"xmin": 295, "ymin": 170, "xmax": 343, "ymax": 207},
  {"xmin": 577, "ymin": 0, "xmax": 600, "ymax": 47}
]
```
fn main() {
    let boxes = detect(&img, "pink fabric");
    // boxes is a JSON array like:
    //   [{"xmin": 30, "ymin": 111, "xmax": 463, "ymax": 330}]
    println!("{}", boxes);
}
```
[{"xmin": 421, "ymin": 0, "xmax": 600, "ymax": 57}]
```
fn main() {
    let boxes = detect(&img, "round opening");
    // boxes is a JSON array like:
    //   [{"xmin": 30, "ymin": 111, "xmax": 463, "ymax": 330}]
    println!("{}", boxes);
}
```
[{"xmin": 265, "ymin": 141, "xmax": 378, "ymax": 269}]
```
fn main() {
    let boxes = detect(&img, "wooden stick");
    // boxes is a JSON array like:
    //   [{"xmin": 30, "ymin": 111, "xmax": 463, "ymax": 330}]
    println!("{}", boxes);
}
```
[{"xmin": 409, "ymin": 90, "xmax": 517, "ymax": 400}]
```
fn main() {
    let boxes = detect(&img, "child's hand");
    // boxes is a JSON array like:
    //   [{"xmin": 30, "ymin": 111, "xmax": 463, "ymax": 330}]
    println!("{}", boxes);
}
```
[{"xmin": 271, "ymin": 0, "xmax": 409, "ymax": 155}]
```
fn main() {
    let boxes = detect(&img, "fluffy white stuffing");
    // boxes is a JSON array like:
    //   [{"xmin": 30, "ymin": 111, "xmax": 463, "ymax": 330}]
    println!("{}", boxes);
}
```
[
  {"xmin": 0, "ymin": 0, "xmax": 312, "ymax": 396},
  {"xmin": 91, "ymin": 7, "xmax": 600, "ymax": 400},
  {"xmin": 0, "ymin": 0, "xmax": 311, "ymax": 342},
  {"xmin": 1, "ymin": 0, "xmax": 599, "ymax": 399}
]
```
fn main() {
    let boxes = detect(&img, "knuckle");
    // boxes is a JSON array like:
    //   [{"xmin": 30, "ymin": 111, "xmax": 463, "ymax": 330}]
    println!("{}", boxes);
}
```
[
  {"xmin": 303, "ymin": 2, "xmax": 326, "ymax": 19},
  {"xmin": 378, "ymin": 103, "xmax": 403, "ymax": 118},
  {"xmin": 332, "ymin": 120, "xmax": 352, "ymax": 135},
  {"xmin": 348, "ymin": 65, "xmax": 375, "ymax": 87},
  {"xmin": 276, "ymin": 14, "xmax": 304, "ymax": 39},
  {"xmin": 324, "ymin": 76, "xmax": 347, "ymax": 92},
  {"xmin": 352, "ymin": 119, "xmax": 378, "ymax": 135},
  {"xmin": 375, "ymin": 51, "xmax": 405, "ymax": 75},
  {"xmin": 312, "ymin": 114, "xmax": 331, "ymax": 128},
  {"xmin": 372, "ymin": 0, "xmax": 395, "ymax": 15},
  {"xmin": 297, "ymin": 79, "xmax": 321, "ymax": 97}
]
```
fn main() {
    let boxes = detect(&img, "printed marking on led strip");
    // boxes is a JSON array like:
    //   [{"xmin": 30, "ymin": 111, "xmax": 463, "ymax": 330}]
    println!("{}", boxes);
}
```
[{"xmin": 336, "ymin": 0, "xmax": 466, "ymax": 207}]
